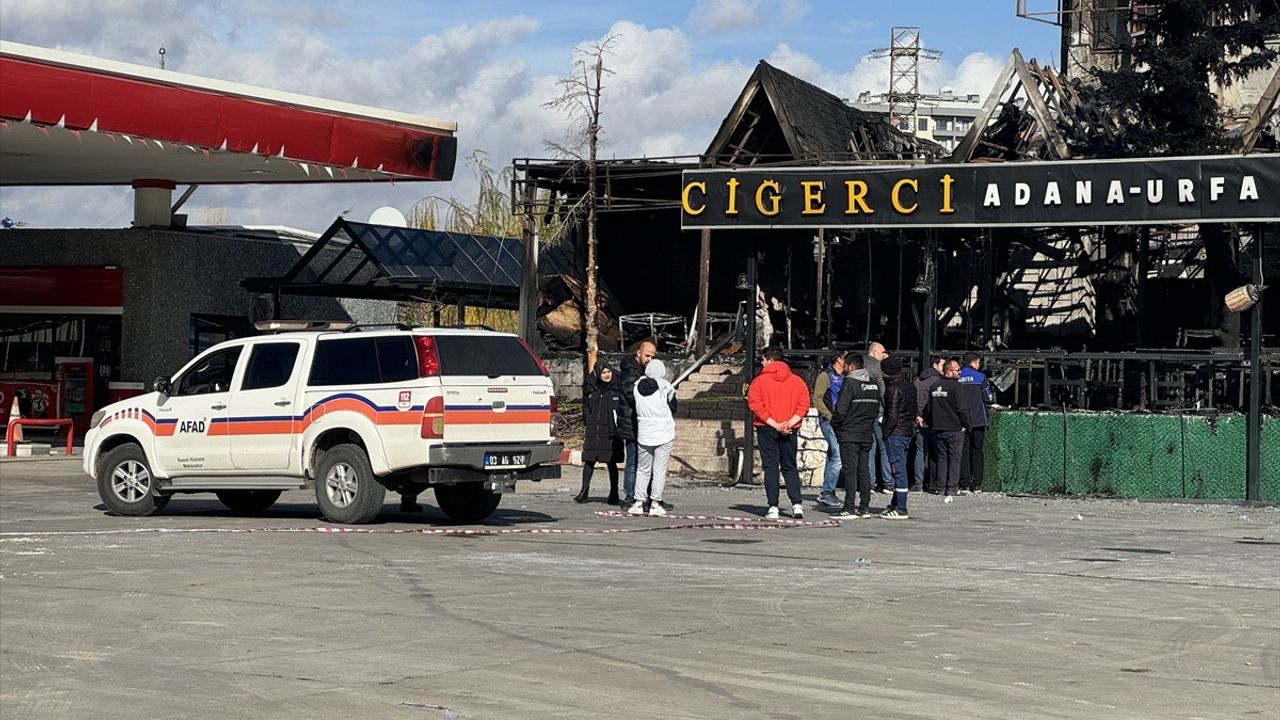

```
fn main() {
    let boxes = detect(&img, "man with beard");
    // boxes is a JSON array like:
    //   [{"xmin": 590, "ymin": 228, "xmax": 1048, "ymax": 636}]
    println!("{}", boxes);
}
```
[{"xmin": 618, "ymin": 340, "xmax": 656, "ymax": 509}]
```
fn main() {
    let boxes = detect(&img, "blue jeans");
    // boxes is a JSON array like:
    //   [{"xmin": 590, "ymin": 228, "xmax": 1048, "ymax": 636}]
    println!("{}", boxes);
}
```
[
  {"xmin": 818, "ymin": 417, "xmax": 842, "ymax": 497},
  {"xmin": 868, "ymin": 419, "xmax": 891, "ymax": 488},
  {"xmin": 623, "ymin": 439, "xmax": 638, "ymax": 502},
  {"xmin": 913, "ymin": 427, "xmax": 935, "ymax": 490},
  {"xmin": 886, "ymin": 434, "xmax": 911, "ymax": 511}
]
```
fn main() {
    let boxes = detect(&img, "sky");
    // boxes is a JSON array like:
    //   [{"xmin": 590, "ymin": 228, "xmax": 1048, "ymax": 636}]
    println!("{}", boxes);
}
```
[{"xmin": 0, "ymin": 0, "xmax": 1061, "ymax": 232}]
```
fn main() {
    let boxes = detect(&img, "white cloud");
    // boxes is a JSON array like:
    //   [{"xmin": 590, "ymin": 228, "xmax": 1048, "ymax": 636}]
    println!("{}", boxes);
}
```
[
  {"xmin": 0, "ymin": 5, "xmax": 1005, "ymax": 233},
  {"xmin": 687, "ymin": 0, "xmax": 808, "ymax": 32},
  {"xmin": 766, "ymin": 43, "xmax": 1006, "ymax": 102}
]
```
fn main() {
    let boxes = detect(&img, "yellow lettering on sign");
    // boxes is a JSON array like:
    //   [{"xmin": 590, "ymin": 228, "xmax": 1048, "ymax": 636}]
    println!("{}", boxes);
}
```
[
  {"xmin": 801, "ymin": 181, "xmax": 826, "ymax": 215},
  {"xmin": 756, "ymin": 180, "xmax": 781, "ymax": 216},
  {"xmin": 726, "ymin": 177, "xmax": 740, "ymax": 215},
  {"xmin": 939, "ymin": 173, "xmax": 955, "ymax": 214},
  {"xmin": 681, "ymin": 181, "xmax": 707, "ymax": 215},
  {"xmin": 891, "ymin": 178, "xmax": 919, "ymax": 215},
  {"xmin": 844, "ymin": 180, "xmax": 874, "ymax": 215}
]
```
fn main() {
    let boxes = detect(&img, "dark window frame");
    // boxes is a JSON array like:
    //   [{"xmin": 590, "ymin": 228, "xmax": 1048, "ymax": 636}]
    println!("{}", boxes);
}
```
[
  {"xmin": 175, "ymin": 346, "xmax": 244, "ymax": 396},
  {"xmin": 241, "ymin": 342, "xmax": 302, "ymax": 391}
]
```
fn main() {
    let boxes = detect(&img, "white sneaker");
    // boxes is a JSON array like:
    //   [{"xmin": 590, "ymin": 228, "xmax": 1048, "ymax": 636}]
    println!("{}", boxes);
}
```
[
  {"xmin": 765, "ymin": 506, "xmax": 780, "ymax": 520},
  {"xmin": 648, "ymin": 502, "xmax": 667, "ymax": 517},
  {"xmin": 790, "ymin": 503, "xmax": 804, "ymax": 518},
  {"xmin": 627, "ymin": 501, "xmax": 646, "ymax": 515}
]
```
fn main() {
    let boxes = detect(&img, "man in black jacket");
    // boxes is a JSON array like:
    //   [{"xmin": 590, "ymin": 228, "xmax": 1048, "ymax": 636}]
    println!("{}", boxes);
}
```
[
  {"xmin": 912, "ymin": 355, "xmax": 944, "ymax": 492},
  {"xmin": 831, "ymin": 354, "xmax": 880, "ymax": 518},
  {"xmin": 924, "ymin": 359, "xmax": 971, "ymax": 502},
  {"xmin": 618, "ymin": 340, "xmax": 656, "ymax": 508},
  {"xmin": 879, "ymin": 357, "xmax": 917, "ymax": 519}
]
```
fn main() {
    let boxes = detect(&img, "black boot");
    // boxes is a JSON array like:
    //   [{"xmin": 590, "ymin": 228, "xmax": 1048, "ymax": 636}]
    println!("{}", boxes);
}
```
[
  {"xmin": 607, "ymin": 477, "xmax": 619, "ymax": 505},
  {"xmin": 573, "ymin": 477, "xmax": 590, "ymax": 503},
  {"xmin": 400, "ymin": 494, "xmax": 423, "ymax": 513}
]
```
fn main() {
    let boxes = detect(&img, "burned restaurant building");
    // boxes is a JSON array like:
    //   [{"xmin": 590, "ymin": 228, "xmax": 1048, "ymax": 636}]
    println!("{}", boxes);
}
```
[{"xmin": 514, "ymin": 52, "xmax": 1279, "ymax": 500}]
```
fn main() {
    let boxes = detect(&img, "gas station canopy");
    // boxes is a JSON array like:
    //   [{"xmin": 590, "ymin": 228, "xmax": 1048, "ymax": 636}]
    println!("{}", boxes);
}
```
[{"xmin": 0, "ymin": 40, "xmax": 457, "ymax": 186}]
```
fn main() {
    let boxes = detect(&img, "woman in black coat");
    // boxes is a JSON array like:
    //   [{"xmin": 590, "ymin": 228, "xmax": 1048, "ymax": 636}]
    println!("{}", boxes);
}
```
[{"xmin": 575, "ymin": 362, "xmax": 631, "ymax": 503}]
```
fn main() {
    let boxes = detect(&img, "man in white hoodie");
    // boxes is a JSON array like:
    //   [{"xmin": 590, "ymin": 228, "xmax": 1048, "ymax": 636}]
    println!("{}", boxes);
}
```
[{"xmin": 631, "ymin": 358, "xmax": 676, "ymax": 517}]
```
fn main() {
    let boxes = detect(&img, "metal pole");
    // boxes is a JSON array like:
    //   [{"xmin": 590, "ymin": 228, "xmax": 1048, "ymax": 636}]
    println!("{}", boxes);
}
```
[
  {"xmin": 920, "ymin": 230, "xmax": 937, "ymax": 372},
  {"xmin": 696, "ymin": 228, "xmax": 711, "ymax": 356},
  {"xmin": 896, "ymin": 235, "xmax": 904, "ymax": 352},
  {"xmin": 742, "ymin": 237, "xmax": 758, "ymax": 485},
  {"xmin": 518, "ymin": 184, "xmax": 541, "ymax": 348},
  {"xmin": 815, "ymin": 229, "xmax": 826, "ymax": 344},
  {"xmin": 1246, "ymin": 224, "xmax": 1264, "ymax": 503}
]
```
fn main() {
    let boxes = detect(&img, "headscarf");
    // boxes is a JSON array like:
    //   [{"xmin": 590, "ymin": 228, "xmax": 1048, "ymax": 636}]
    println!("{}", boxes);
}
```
[{"xmin": 585, "ymin": 361, "xmax": 618, "ymax": 396}]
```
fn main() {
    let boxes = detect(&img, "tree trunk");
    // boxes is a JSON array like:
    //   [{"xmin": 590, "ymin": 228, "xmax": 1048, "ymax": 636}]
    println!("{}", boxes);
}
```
[{"xmin": 584, "ymin": 55, "xmax": 603, "ymax": 373}]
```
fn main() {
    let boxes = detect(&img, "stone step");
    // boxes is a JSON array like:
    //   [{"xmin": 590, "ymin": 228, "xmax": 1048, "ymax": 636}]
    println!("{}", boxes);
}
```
[
  {"xmin": 673, "ymin": 401, "xmax": 747, "ymax": 420},
  {"xmin": 676, "ymin": 387, "xmax": 744, "ymax": 402},
  {"xmin": 685, "ymin": 369, "xmax": 746, "ymax": 383}
]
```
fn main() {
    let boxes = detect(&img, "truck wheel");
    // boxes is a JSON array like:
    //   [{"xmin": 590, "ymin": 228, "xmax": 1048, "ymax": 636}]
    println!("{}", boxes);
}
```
[
  {"xmin": 215, "ymin": 490, "xmax": 282, "ymax": 514},
  {"xmin": 314, "ymin": 444, "xmax": 385, "ymax": 524},
  {"xmin": 434, "ymin": 483, "xmax": 502, "ymax": 523},
  {"xmin": 97, "ymin": 444, "xmax": 170, "ymax": 516}
]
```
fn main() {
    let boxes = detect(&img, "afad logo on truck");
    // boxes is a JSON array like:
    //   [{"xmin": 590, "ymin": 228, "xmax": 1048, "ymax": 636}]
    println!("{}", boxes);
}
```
[{"xmin": 178, "ymin": 419, "xmax": 208, "ymax": 434}]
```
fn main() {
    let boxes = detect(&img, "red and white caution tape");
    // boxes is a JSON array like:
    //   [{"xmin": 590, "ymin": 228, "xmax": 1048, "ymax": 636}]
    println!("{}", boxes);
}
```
[{"xmin": 0, "ymin": 511, "xmax": 839, "ymax": 540}]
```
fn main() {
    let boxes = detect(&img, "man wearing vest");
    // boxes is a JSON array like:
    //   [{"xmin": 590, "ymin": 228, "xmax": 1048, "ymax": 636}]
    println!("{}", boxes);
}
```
[
  {"xmin": 810, "ymin": 349, "xmax": 847, "ymax": 508},
  {"xmin": 957, "ymin": 353, "xmax": 994, "ymax": 494}
]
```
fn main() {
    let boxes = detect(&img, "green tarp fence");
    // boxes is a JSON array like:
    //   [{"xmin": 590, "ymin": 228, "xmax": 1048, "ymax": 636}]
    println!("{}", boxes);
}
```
[{"xmin": 987, "ymin": 411, "xmax": 1279, "ymax": 501}]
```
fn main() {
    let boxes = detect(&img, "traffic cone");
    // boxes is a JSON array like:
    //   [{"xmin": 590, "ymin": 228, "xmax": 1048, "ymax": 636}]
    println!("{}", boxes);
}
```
[{"xmin": 7, "ymin": 396, "xmax": 21, "ymax": 443}]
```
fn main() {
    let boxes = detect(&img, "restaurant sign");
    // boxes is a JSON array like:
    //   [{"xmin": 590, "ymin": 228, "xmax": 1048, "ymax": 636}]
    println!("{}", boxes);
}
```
[{"xmin": 680, "ymin": 154, "xmax": 1280, "ymax": 229}]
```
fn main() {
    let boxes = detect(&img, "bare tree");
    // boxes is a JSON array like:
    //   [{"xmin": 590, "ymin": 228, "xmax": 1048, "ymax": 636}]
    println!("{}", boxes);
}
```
[{"xmin": 544, "ymin": 35, "xmax": 617, "ymax": 372}]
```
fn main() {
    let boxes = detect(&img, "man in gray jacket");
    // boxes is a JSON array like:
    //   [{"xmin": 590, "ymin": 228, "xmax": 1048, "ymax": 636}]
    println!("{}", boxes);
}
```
[{"xmin": 865, "ymin": 342, "xmax": 890, "ymax": 494}]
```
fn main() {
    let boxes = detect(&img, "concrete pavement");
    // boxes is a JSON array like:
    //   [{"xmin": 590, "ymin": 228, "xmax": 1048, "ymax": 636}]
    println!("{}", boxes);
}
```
[{"xmin": 1, "ymin": 456, "xmax": 1277, "ymax": 719}]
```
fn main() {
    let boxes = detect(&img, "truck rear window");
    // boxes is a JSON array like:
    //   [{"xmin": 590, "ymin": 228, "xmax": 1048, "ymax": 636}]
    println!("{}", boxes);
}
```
[
  {"xmin": 308, "ymin": 336, "xmax": 417, "ymax": 386},
  {"xmin": 435, "ymin": 336, "xmax": 543, "ymax": 377}
]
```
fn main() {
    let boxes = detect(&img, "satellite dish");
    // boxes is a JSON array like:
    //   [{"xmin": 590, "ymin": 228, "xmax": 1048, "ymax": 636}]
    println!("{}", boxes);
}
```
[{"xmin": 368, "ymin": 206, "xmax": 408, "ymax": 227}]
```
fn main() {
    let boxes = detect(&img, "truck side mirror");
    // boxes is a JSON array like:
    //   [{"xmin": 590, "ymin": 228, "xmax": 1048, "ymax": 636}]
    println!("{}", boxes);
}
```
[{"xmin": 152, "ymin": 376, "xmax": 172, "ymax": 396}]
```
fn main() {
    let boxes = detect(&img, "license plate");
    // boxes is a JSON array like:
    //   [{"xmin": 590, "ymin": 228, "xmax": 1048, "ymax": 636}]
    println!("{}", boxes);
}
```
[{"xmin": 484, "ymin": 452, "xmax": 528, "ymax": 469}]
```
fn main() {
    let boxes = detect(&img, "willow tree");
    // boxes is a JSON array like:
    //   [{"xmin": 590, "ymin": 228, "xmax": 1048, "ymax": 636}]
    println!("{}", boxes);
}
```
[
  {"xmin": 403, "ymin": 151, "xmax": 560, "ymax": 332},
  {"xmin": 544, "ymin": 35, "xmax": 617, "ymax": 372}
]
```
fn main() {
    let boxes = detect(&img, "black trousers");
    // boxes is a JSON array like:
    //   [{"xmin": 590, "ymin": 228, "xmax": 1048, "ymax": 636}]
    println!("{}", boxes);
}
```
[
  {"xmin": 837, "ymin": 440, "xmax": 871, "ymax": 512},
  {"xmin": 960, "ymin": 426, "xmax": 986, "ymax": 491},
  {"xmin": 935, "ymin": 430, "xmax": 965, "ymax": 496},
  {"xmin": 756, "ymin": 427, "xmax": 802, "ymax": 508}
]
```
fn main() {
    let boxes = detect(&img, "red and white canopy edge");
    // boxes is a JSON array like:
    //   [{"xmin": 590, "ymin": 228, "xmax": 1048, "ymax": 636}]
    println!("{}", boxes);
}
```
[{"xmin": 0, "ymin": 40, "xmax": 458, "ymax": 187}]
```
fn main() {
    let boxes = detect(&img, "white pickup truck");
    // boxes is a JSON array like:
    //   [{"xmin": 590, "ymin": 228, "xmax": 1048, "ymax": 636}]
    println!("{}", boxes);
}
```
[{"xmin": 83, "ymin": 326, "xmax": 562, "ymax": 523}]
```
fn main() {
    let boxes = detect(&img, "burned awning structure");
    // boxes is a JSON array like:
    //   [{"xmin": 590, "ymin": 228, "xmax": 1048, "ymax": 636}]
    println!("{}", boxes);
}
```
[
  {"xmin": 243, "ymin": 217, "xmax": 571, "ymax": 309},
  {"xmin": 513, "ymin": 60, "xmax": 943, "ymax": 352}
]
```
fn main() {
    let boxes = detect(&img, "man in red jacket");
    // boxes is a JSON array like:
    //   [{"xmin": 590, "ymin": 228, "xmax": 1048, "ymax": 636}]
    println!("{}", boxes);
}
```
[{"xmin": 747, "ymin": 346, "xmax": 812, "ymax": 520}]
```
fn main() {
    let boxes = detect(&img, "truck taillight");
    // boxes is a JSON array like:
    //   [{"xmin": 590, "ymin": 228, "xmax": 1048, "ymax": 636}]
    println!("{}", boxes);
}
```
[
  {"xmin": 549, "ymin": 395, "xmax": 558, "ymax": 436},
  {"xmin": 517, "ymin": 337, "xmax": 549, "ymax": 376},
  {"xmin": 415, "ymin": 335, "xmax": 441, "ymax": 377},
  {"xmin": 421, "ymin": 395, "xmax": 445, "ymax": 439}
]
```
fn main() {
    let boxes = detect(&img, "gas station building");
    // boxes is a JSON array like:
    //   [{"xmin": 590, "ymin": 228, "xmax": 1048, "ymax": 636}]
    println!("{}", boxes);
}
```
[{"xmin": 0, "ymin": 40, "xmax": 458, "ymax": 434}]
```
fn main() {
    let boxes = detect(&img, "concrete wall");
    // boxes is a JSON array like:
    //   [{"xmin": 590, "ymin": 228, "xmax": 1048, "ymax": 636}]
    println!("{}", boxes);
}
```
[
  {"xmin": 2, "ymin": 228, "xmax": 395, "ymax": 384},
  {"xmin": 543, "ymin": 352, "xmax": 695, "ymax": 402}
]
